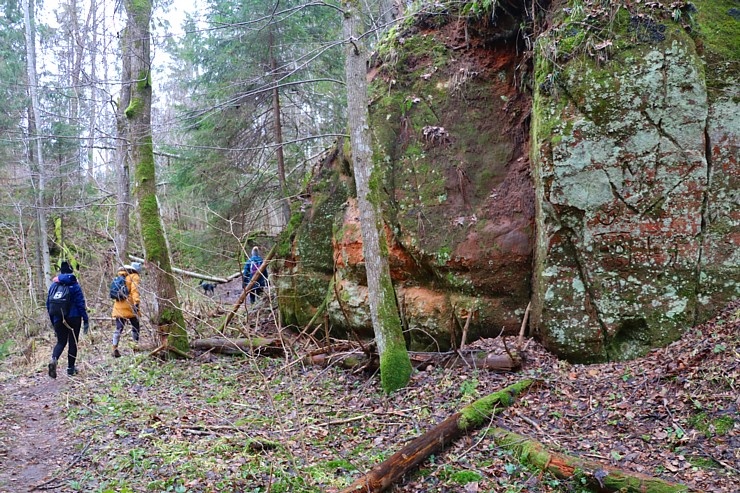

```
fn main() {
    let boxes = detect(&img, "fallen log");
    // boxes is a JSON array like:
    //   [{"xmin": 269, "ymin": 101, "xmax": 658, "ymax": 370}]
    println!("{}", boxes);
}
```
[
  {"xmin": 491, "ymin": 428, "xmax": 693, "ymax": 493},
  {"xmin": 308, "ymin": 348, "xmax": 520, "ymax": 372},
  {"xmin": 190, "ymin": 337, "xmax": 284, "ymax": 357},
  {"xmin": 340, "ymin": 379, "xmax": 534, "ymax": 493},
  {"xmin": 129, "ymin": 254, "xmax": 229, "ymax": 284}
]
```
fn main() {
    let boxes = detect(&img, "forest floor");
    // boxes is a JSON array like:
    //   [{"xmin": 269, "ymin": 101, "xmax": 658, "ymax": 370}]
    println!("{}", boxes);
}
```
[{"xmin": 0, "ymin": 289, "xmax": 737, "ymax": 492}]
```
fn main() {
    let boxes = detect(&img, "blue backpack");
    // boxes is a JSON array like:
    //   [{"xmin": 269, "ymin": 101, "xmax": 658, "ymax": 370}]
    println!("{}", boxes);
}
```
[{"xmin": 109, "ymin": 275, "xmax": 129, "ymax": 301}]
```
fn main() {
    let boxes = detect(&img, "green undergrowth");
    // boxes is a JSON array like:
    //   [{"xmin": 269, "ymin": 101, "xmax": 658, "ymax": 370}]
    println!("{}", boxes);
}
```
[{"xmin": 54, "ymin": 351, "xmax": 591, "ymax": 493}]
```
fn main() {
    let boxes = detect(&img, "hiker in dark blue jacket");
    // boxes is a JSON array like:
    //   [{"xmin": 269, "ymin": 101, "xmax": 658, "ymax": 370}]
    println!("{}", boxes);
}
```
[
  {"xmin": 46, "ymin": 261, "xmax": 89, "ymax": 378},
  {"xmin": 242, "ymin": 246, "xmax": 268, "ymax": 304}
]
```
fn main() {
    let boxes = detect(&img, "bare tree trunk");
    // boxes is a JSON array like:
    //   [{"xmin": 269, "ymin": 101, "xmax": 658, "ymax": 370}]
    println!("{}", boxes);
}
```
[
  {"xmin": 87, "ymin": 0, "xmax": 98, "ymax": 183},
  {"xmin": 342, "ymin": 1, "xmax": 411, "ymax": 393},
  {"xmin": 269, "ymin": 30, "xmax": 290, "ymax": 225},
  {"xmin": 115, "ymin": 16, "xmax": 132, "ymax": 263},
  {"xmin": 22, "ymin": 0, "xmax": 51, "ymax": 293},
  {"xmin": 123, "ymin": 0, "xmax": 189, "ymax": 355}
]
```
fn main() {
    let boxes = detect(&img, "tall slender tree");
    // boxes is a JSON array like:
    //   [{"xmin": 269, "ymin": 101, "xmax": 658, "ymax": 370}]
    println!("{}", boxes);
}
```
[
  {"xmin": 123, "ymin": 0, "xmax": 189, "ymax": 355},
  {"xmin": 342, "ymin": 0, "xmax": 411, "ymax": 393},
  {"xmin": 22, "ymin": 0, "xmax": 51, "ymax": 293}
]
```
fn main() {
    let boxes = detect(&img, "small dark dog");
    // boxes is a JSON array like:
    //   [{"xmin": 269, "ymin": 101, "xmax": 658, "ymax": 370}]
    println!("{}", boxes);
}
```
[{"xmin": 199, "ymin": 280, "xmax": 216, "ymax": 295}]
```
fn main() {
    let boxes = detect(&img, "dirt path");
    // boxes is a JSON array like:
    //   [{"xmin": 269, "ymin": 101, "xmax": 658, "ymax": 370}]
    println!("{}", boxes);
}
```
[{"xmin": 0, "ymin": 369, "xmax": 77, "ymax": 492}]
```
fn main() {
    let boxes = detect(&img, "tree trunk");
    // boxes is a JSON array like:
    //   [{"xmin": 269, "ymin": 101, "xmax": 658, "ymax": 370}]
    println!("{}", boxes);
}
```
[
  {"xmin": 115, "ymin": 15, "xmax": 132, "ymax": 264},
  {"xmin": 340, "ymin": 380, "xmax": 535, "ymax": 493},
  {"xmin": 492, "ymin": 428, "xmax": 692, "ymax": 493},
  {"xmin": 190, "ymin": 337, "xmax": 284, "ymax": 357},
  {"xmin": 342, "ymin": 0, "xmax": 411, "ymax": 394},
  {"xmin": 86, "ymin": 0, "xmax": 98, "ymax": 183},
  {"xmin": 270, "ymin": 30, "xmax": 290, "ymax": 225},
  {"xmin": 22, "ymin": 0, "xmax": 51, "ymax": 293},
  {"xmin": 123, "ymin": 0, "xmax": 188, "ymax": 356}
]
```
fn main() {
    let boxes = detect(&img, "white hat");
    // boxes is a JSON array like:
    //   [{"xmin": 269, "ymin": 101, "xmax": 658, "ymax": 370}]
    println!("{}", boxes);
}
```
[{"xmin": 131, "ymin": 262, "xmax": 142, "ymax": 273}]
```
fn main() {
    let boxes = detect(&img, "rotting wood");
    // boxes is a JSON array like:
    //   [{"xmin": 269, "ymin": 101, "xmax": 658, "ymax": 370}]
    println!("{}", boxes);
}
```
[
  {"xmin": 340, "ymin": 379, "xmax": 534, "ymax": 493},
  {"xmin": 190, "ymin": 337, "xmax": 284, "ymax": 356},
  {"xmin": 491, "ymin": 427, "xmax": 694, "ymax": 493}
]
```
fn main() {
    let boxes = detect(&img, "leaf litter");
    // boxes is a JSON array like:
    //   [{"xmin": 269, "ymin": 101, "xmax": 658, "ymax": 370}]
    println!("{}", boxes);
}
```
[{"xmin": 1, "ymin": 299, "xmax": 737, "ymax": 492}]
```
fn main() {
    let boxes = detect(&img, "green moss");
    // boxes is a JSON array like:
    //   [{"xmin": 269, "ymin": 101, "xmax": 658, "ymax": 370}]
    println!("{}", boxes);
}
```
[
  {"xmin": 137, "ymin": 70, "xmax": 152, "ymax": 90},
  {"xmin": 457, "ymin": 380, "xmax": 533, "ymax": 429},
  {"xmin": 125, "ymin": 97, "xmax": 142, "ymax": 119},
  {"xmin": 377, "ymin": 275, "xmax": 412, "ymax": 394},
  {"xmin": 693, "ymin": 0, "xmax": 740, "ymax": 60}
]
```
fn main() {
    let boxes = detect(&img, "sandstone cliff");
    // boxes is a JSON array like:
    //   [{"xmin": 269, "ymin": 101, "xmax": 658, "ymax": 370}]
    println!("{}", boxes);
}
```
[{"xmin": 277, "ymin": 0, "xmax": 739, "ymax": 362}]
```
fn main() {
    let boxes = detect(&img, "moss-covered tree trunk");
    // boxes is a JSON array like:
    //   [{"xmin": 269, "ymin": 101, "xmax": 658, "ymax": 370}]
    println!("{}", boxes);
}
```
[
  {"xmin": 123, "ymin": 0, "xmax": 188, "ymax": 355},
  {"xmin": 342, "ymin": 0, "xmax": 411, "ymax": 393}
]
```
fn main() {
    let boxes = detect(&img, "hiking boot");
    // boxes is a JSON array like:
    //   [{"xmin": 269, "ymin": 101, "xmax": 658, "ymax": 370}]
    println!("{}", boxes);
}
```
[
  {"xmin": 67, "ymin": 367, "xmax": 77, "ymax": 376},
  {"xmin": 113, "ymin": 347, "xmax": 121, "ymax": 358},
  {"xmin": 48, "ymin": 358, "xmax": 58, "ymax": 379}
]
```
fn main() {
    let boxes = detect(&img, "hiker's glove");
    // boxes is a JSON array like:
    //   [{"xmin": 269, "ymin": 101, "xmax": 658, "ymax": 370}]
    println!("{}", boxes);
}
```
[{"xmin": 83, "ymin": 321, "xmax": 90, "ymax": 334}]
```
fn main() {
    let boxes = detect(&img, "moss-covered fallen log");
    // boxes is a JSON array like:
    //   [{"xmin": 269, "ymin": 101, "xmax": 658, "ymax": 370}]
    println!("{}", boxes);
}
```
[
  {"xmin": 340, "ymin": 379, "xmax": 534, "ymax": 493},
  {"xmin": 190, "ymin": 337, "xmax": 284, "ymax": 356},
  {"xmin": 308, "ymin": 348, "xmax": 520, "ymax": 372},
  {"xmin": 492, "ymin": 428, "xmax": 693, "ymax": 493}
]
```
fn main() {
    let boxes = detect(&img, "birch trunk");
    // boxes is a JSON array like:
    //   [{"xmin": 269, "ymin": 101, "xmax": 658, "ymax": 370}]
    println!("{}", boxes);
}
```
[
  {"xmin": 123, "ymin": 0, "xmax": 189, "ymax": 355},
  {"xmin": 22, "ymin": 0, "xmax": 51, "ymax": 293},
  {"xmin": 342, "ymin": 1, "xmax": 411, "ymax": 393}
]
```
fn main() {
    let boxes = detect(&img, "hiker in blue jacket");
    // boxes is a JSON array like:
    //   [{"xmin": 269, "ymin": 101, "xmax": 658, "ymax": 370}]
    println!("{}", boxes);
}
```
[
  {"xmin": 46, "ymin": 261, "xmax": 89, "ymax": 378},
  {"xmin": 242, "ymin": 246, "xmax": 268, "ymax": 304}
]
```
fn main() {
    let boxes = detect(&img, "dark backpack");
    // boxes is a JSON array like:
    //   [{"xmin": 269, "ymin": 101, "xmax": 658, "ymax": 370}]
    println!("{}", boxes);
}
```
[
  {"xmin": 109, "ymin": 275, "xmax": 129, "ymax": 301},
  {"xmin": 48, "ymin": 283, "xmax": 72, "ymax": 319}
]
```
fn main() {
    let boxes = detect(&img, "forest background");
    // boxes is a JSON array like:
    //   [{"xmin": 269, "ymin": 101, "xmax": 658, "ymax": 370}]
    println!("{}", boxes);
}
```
[{"xmin": 0, "ymin": 0, "xmax": 737, "ymax": 492}]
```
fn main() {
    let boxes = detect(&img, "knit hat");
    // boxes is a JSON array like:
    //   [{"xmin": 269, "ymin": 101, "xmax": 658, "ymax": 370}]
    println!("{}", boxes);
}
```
[
  {"xmin": 251, "ymin": 247, "xmax": 260, "ymax": 256},
  {"xmin": 60, "ymin": 261, "xmax": 73, "ymax": 274},
  {"xmin": 131, "ymin": 262, "xmax": 142, "ymax": 273}
]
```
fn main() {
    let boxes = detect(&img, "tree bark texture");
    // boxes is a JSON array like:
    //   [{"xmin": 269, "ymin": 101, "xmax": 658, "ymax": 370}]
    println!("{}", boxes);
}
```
[
  {"xmin": 342, "ymin": 0, "xmax": 411, "ymax": 394},
  {"xmin": 190, "ymin": 337, "xmax": 284, "ymax": 357},
  {"xmin": 340, "ymin": 380, "xmax": 534, "ymax": 493},
  {"xmin": 492, "ymin": 428, "xmax": 692, "ymax": 493},
  {"xmin": 269, "ymin": 29, "xmax": 291, "ymax": 225},
  {"xmin": 115, "ymin": 15, "xmax": 132, "ymax": 265},
  {"xmin": 22, "ymin": 0, "xmax": 51, "ymax": 293},
  {"xmin": 123, "ymin": 0, "xmax": 188, "ymax": 355}
]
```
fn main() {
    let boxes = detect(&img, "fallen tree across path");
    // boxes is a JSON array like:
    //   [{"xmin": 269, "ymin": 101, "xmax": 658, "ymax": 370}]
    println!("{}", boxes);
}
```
[{"xmin": 339, "ymin": 379, "xmax": 535, "ymax": 493}]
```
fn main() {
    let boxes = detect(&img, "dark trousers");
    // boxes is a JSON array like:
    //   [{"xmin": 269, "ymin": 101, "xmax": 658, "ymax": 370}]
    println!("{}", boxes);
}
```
[
  {"xmin": 52, "ymin": 317, "xmax": 81, "ymax": 370},
  {"xmin": 113, "ymin": 317, "xmax": 140, "ymax": 346}
]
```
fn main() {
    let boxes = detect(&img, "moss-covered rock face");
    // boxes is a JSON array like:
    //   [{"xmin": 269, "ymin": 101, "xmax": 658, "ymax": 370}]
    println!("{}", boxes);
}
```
[
  {"xmin": 283, "ymin": 5, "xmax": 534, "ymax": 349},
  {"xmin": 531, "ymin": 1, "xmax": 739, "ymax": 362}
]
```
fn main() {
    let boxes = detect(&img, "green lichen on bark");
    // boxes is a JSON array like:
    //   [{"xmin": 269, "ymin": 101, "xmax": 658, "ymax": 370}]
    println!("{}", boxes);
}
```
[{"xmin": 457, "ymin": 379, "xmax": 533, "ymax": 430}]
